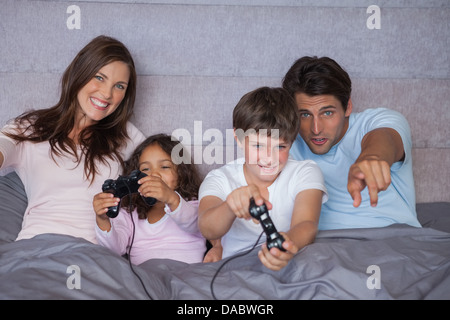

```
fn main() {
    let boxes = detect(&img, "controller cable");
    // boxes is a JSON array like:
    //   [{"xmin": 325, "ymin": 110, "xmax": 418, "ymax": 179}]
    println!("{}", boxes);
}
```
[
  {"xmin": 124, "ymin": 183, "xmax": 153, "ymax": 300},
  {"xmin": 210, "ymin": 230, "xmax": 264, "ymax": 300},
  {"xmin": 122, "ymin": 182, "xmax": 264, "ymax": 300}
]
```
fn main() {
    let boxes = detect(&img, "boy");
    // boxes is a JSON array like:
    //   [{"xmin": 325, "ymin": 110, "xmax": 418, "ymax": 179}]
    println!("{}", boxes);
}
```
[{"xmin": 198, "ymin": 87, "xmax": 328, "ymax": 271}]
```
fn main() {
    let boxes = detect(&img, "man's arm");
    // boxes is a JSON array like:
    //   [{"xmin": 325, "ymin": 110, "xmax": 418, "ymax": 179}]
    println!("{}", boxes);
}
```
[{"xmin": 347, "ymin": 127, "xmax": 405, "ymax": 207}]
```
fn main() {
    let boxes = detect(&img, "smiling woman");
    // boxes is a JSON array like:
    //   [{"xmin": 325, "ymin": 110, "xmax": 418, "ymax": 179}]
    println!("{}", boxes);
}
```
[
  {"xmin": 76, "ymin": 61, "xmax": 130, "ymax": 126},
  {"xmin": 0, "ymin": 35, "xmax": 146, "ymax": 243}
]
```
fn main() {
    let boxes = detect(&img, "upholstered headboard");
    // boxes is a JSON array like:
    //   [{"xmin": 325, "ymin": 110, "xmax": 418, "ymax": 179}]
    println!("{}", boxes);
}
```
[{"xmin": 1, "ymin": 1, "xmax": 448, "ymax": 203}]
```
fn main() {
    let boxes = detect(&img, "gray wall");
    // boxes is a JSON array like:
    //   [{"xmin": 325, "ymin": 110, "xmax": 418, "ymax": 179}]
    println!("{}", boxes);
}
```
[{"xmin": 1, "ymin": 0, "xmax": 449, "ymax": 202}]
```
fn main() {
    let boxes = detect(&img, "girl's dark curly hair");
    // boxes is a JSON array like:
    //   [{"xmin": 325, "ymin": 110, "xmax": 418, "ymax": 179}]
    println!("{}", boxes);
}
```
[{"xmin": 121, "ymin": 134, "xmax": 202, "ymax": 219}]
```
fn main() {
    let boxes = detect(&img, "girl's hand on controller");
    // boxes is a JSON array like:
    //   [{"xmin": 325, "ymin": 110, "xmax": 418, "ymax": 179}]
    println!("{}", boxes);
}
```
[
  {"xmin": 138, "ymin": 174, "xmax": 180, "ymax": 211},
  {"xmin": 93, "ymin": 192, "xmax": 118, "ymax": 232},
  {"xmin": 93, "ymin": 192, "xmax": 119, "ymax": 217}
]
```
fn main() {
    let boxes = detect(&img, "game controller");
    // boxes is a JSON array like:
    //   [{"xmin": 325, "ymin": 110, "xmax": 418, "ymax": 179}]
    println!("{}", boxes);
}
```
[
  {"xmin": 102, "ymin": 170, "xmax": 157, "ymax": 218},
  {"xmin": 249, "ymin": 198, "xmax": 286, "ymax": 251}
]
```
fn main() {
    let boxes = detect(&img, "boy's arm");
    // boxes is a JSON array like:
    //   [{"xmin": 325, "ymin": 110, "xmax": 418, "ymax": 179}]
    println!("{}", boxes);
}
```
[
  {"xmin": 198, "ymin": 195, "xmax": 236, "ymax": 240},
  {"xmin": 203, "ymin": 239, "xmax": 223, "ymax": 263},
  {"xmin": 347, "ymin": 127, "xmax": 404, "ymax": 208},
  {"xmin": 286, "ymin": 188, "xmax": 322, "ymax": 248},
  {"xmin": 198, "ymin": 184, "xmax": 270, "ymax": 240},
  {"xmin": 258, "ymin": 188, "xmax": 322, "ymax": 271}
]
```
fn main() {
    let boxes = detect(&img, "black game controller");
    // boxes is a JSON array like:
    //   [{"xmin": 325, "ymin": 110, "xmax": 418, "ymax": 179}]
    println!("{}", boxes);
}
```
[
  {"xmin": 102, "ymin": 170, "xmax": 157, "ymax": 218},
  {"xmin": 249, "ymin": 198, "xmax": 286, "ymax": 252}
]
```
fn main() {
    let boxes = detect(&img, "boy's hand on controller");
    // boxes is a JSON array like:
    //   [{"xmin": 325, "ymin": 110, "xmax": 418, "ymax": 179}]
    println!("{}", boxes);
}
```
[
  {"xmin": 258, "ymin": 232, "xmax": 298, "ymax": 271},
  {"xmin": 226, "ymin": 184, "xmax": 272, "ymax": 222}
]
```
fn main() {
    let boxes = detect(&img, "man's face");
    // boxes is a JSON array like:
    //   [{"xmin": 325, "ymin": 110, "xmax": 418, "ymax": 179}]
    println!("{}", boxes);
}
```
[{"xmin": 295, "ymin": 93, "xmax": 352, "ymax": 155}]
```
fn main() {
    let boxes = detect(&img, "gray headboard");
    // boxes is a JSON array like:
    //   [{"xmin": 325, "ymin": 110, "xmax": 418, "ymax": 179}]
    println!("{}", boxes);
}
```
[{"xmin": 1, "ymin": 0, "xmax": 449, "ymax": 203}]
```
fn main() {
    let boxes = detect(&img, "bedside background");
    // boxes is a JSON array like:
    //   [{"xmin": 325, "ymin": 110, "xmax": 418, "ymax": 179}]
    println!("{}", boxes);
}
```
[{"xmin": 0, "ymin": 0, "xmax": 448, "ymax": 202}]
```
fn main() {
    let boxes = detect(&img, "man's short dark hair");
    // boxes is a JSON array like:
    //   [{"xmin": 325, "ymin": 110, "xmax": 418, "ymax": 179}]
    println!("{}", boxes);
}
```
[{"xmin": 282, "ymin": 56, "xmax": 352, "ymax": 111}]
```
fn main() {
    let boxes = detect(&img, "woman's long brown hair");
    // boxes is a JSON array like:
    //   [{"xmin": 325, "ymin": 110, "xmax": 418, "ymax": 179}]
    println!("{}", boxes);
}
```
[{"xmin": 3, "ymin": 35, "xmax": 137, "ymax": 183}]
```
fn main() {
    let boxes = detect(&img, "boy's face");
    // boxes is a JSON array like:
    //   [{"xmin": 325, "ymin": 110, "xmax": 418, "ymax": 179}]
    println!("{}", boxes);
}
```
[
  {"xmin": 239, "ymin": 132, "xmax": 291, "ymax": 184},
  {"xmin": 295, "ymin": 93, "xmax": 352, "ymax": 155}
]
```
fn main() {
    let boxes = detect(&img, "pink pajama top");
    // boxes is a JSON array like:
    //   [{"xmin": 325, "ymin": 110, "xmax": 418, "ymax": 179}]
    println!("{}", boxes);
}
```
[
  {"xmin": 95, "ymin": 195, "xmax": 206, "ymax": 265},
  {"xmin": 0, "ymin": 121, "xmax": 145, "ymax": 243}
]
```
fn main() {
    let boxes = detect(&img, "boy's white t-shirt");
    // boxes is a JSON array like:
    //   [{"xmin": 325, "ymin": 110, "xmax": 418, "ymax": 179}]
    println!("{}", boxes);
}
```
[{"xmin": 199, "ymin": 158, "xmax": 328, "ymax": 258}]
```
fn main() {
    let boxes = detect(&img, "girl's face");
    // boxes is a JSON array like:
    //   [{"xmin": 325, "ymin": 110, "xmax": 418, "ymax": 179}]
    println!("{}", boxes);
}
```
[
  {"xmin": 138, "ymin": 143, "xmax": 178, "ymax": 190},
  {"xmin": 76, "ymin": 61, "xmax": 130, "ymax": 127}
]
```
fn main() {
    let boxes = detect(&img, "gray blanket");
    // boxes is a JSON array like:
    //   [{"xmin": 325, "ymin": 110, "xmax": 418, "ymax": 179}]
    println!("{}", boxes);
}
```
[
  {"xmin": 1, "ymin": 225, "xmax": 449, "ymax": 300},
  {"xmin": 1, "ymin": 172, "xmax": 449, "ymax": 300}
]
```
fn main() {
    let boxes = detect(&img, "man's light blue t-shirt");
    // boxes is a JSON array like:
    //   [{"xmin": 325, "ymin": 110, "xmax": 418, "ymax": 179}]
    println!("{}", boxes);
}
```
[{"xmin": 290, "ymin": 108, "xmax": 421, "ymax": 230}]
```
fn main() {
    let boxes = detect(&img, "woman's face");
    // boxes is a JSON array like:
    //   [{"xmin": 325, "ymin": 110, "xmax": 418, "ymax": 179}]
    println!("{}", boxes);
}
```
[{"xmin": 76, "ymin": 61, "xmax": 130, "ymax": 127}]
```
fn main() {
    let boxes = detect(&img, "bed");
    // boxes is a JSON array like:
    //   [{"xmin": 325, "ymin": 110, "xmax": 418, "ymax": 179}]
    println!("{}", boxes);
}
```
[{"xmin": 1, "ymin": 171, "xmax": 449, "ymax": 300}]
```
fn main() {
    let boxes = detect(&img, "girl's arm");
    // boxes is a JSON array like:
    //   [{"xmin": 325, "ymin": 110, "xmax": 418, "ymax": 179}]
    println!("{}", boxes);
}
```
[
  {"xmin": 166, "ymin": 194, "xmax": 200, "ymax": 234},
  {"xmin": 93, "ymin": 192, "xmax": 131, "ymax": 255}
]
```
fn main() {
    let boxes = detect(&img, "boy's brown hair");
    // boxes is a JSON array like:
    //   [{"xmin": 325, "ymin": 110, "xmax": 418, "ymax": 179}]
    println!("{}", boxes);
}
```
[{"xmin": 232, "ymin": 87, "xmax": 299, "ymax": 144}]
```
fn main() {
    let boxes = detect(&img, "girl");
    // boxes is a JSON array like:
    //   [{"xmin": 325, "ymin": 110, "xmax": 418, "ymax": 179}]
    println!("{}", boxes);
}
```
[
  {"xmin": 0, "ymin": 35, "xmax": 145, "ymax": 243},
  {"xmin": 94, "ymin": 134, "xmax": 207, "ymax": 265}
]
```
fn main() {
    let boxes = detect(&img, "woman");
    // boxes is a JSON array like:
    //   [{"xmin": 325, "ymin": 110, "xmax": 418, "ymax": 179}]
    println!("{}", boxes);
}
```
[{"xmin": 0, "ymin": 35, "xmax": 145, "ymax": 243}]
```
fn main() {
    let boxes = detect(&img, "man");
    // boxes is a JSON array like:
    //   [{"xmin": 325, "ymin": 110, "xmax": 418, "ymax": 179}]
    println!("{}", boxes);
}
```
[{"xmin": 282, "ymin": 56, "xmax": 421, "ymax": 230}]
